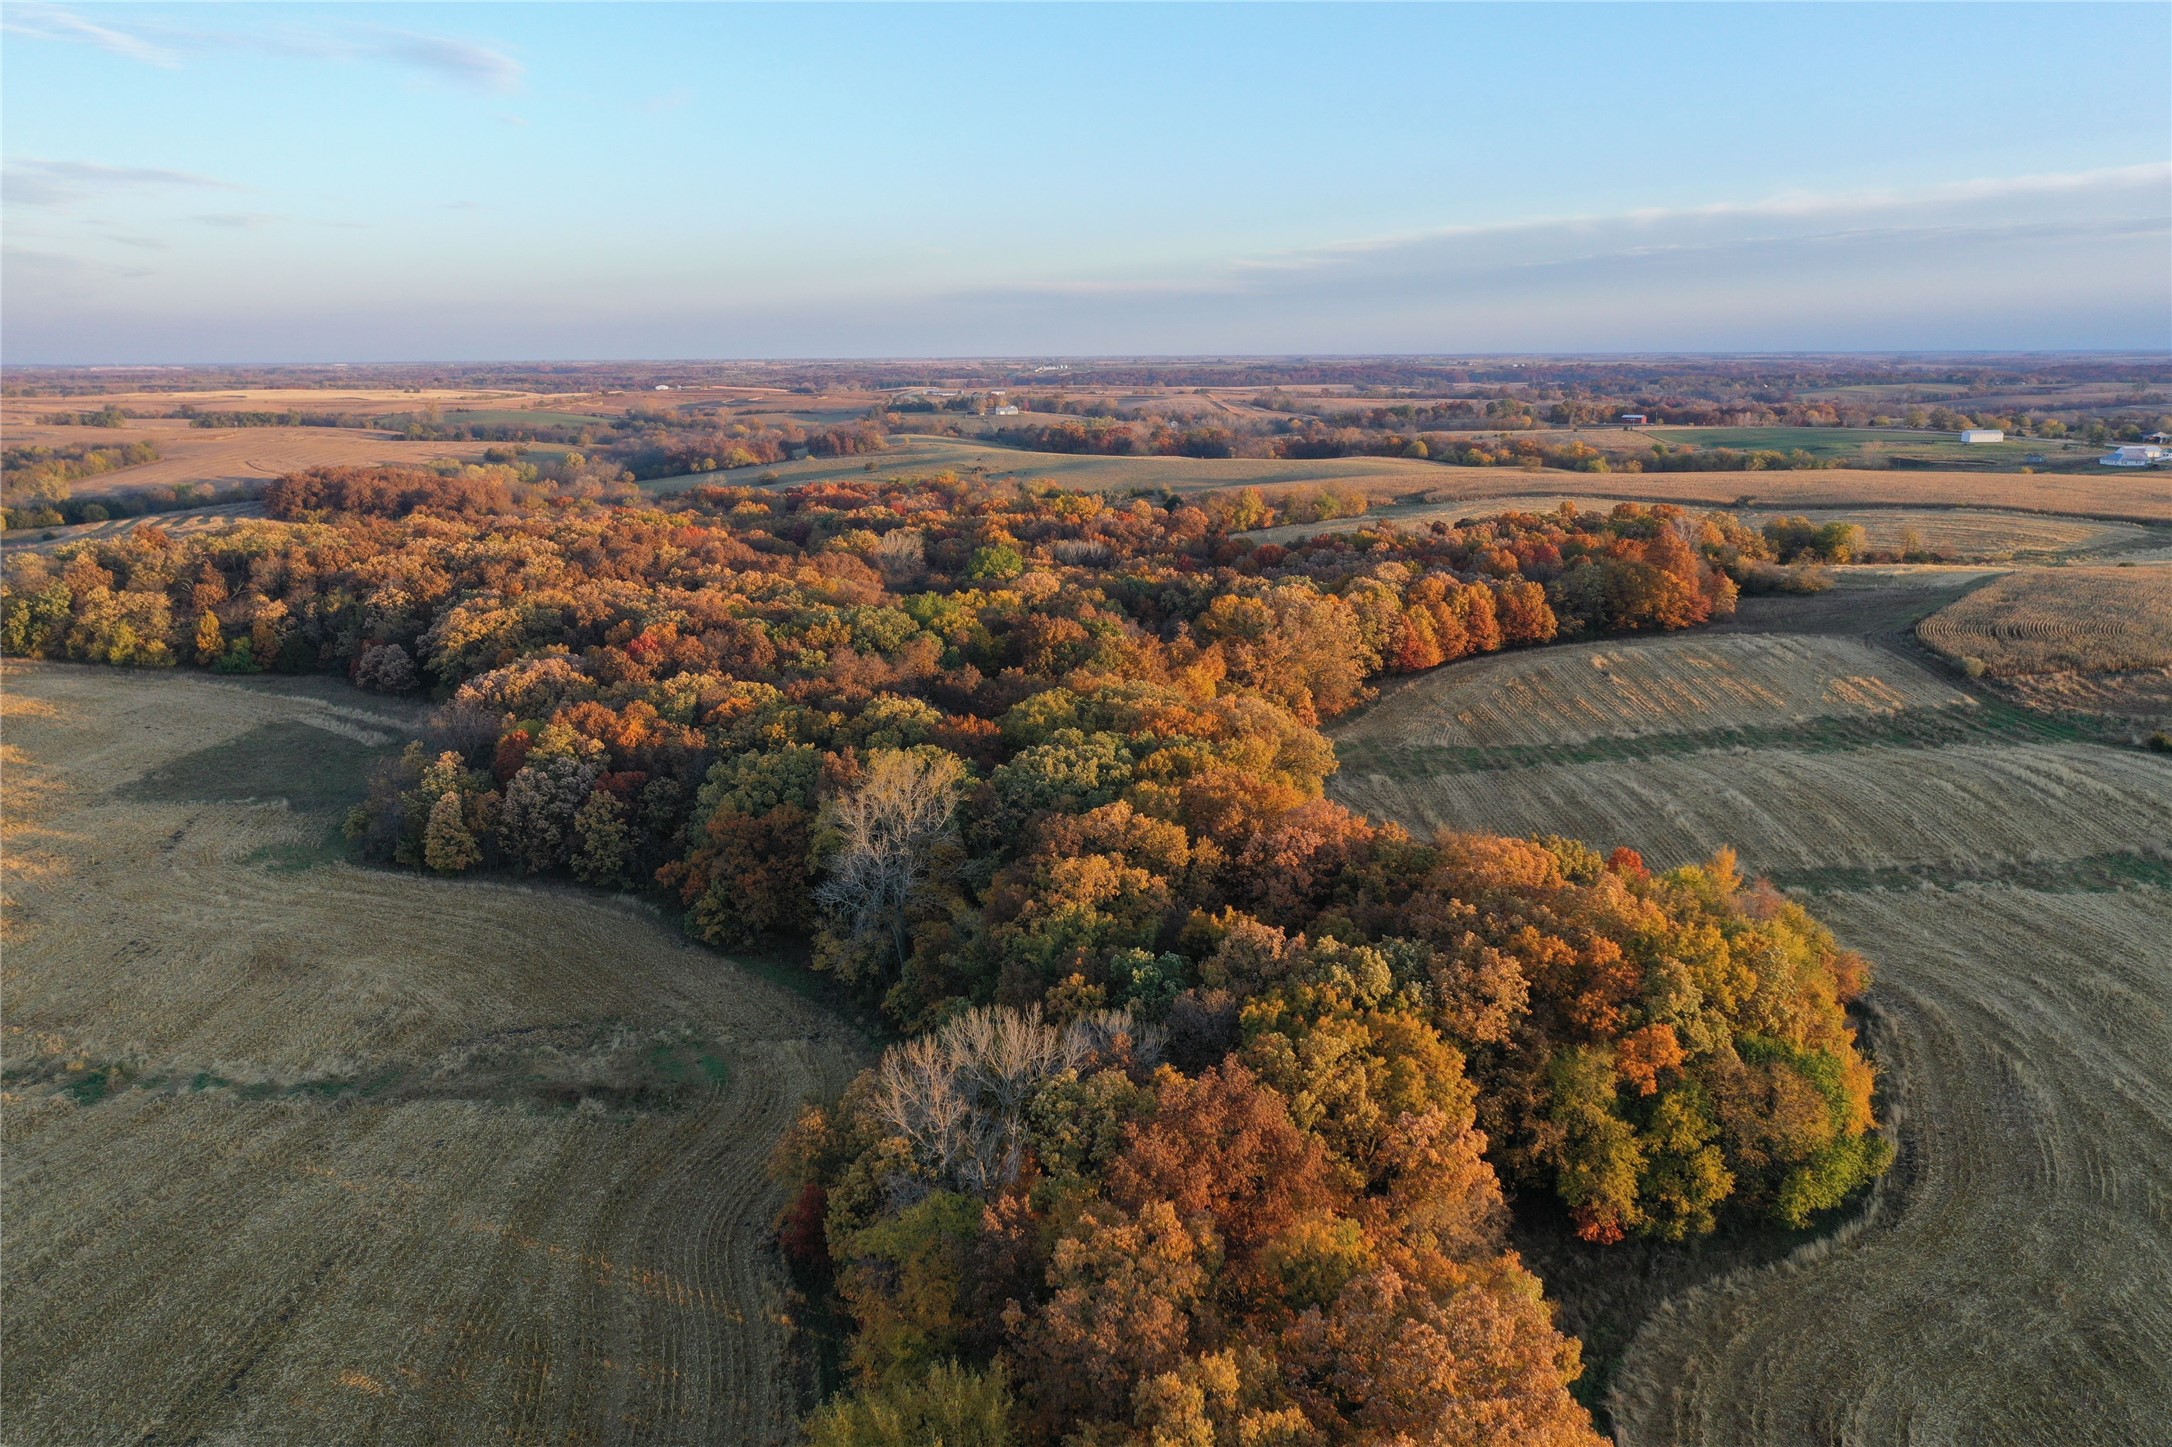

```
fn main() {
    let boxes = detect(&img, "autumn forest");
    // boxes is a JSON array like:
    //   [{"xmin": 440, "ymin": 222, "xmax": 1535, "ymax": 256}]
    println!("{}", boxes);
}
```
[{"xmin": 2, "ymin": 460, "xmax": 1896, "ymax": 1443}]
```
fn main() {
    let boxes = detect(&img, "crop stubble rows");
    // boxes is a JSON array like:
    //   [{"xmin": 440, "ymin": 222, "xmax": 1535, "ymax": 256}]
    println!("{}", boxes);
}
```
[
  {"xmin": 1918, "ymin": 566, "xmax": 2172, "ymax": 676},
  {"xmin": 1, "ymin": 663, "xmax": 863, "ymax": 1446},
  {"xmin": 1328, "ymin": 592, "xmax": 2172, "ymax": 1444}
]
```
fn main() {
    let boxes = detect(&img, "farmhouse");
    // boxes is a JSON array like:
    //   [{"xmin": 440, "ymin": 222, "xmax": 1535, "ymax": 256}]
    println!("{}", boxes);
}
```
[
  {"xmin": 2098, "ymin": 445, "xmax": 2165, "ymax": 467},
  {"xmin": 993, "ymin": 404, "xmax": 1020, "ymax": 415},
  {"xmin": 1960, "ymin": 429, "xmax": 2004, "ymax": 443},
  {"xmin": 1619, "ymin": 413, "xmax": 1648, "ymax": 424}
]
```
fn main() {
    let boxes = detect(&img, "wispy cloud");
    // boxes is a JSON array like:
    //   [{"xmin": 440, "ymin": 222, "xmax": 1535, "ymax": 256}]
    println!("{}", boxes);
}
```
[
  {"xmin": 345, "ymin": 27, "xmax": 523, "ymax": 93},
  {"xmin": 1220, "ymin": 163, "xmax": 2172, "ymax": 278},
  {"xmin": 3, "ymin": 157, "xmax": 241, "ymax": 208},
  {"xmin": 190, "ymin": 211, "xmax": 284, "ymax": 230},
  {"xmin": 2, "ymin": 4, "xmax": 524, "ymax": 93},
  {"xmin": 1, "ymin": 3, "xmax": 177, "ymax": 66},
  {"xmin": 884, "ymin": 162, "xmax": 2172, "ymax": 352}
]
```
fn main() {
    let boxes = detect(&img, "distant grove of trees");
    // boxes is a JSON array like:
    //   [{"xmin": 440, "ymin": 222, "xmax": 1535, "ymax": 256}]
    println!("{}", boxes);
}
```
[
  {"xmin": 0, "ymin": 441, "xmax": 171, "ymax": 529},
  {"xmin": 0, "ymin": 469, "xmax": 1893, "ymax": 1444}
]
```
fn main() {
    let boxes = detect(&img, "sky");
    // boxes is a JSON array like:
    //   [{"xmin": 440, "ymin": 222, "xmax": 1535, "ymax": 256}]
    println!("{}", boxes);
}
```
[{"xmin": 3, "ymin": 1, "xmax": 2168, "ymax": 363}]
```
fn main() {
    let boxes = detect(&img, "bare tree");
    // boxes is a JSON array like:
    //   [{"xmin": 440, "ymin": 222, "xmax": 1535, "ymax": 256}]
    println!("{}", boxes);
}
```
[
  {"xmin": 816, "ymin": 749, "xmax": 966, "ymax": 980},
  {"xmin": 871, "ymin": 1004, "xmax": 1154, "ymax": 1194}
]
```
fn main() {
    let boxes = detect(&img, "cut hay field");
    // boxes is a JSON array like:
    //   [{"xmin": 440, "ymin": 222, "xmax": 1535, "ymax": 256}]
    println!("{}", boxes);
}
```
[
  {"xmin": 1328, "ymin": 573, "xmax": 2172, "ymax": 1443},
  {"xmin": 0, "ymin": 663, "xmax": 863, "ymax": 1446},
  {"xmin": 3, "ymin": 418, "xmax": 479, "ymax": 497}
]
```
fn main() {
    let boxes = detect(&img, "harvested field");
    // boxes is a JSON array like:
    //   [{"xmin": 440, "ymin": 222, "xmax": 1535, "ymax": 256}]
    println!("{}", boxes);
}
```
[
  {"xmin": 635, "ymin": 437, "xmax": 2172, "ymax": 521},
  {"xmin": 1918, "ymin": 565, "xmax": 2172, "ymax": 676},
  {"xmin": 3, "ymin": 418, "xmax": 478, "ymax": 498},
  {"xmin": 639, "ymin": 433, "xmax": 1457, "ymax": 497},
  {"xmin": 1327, "ymin": 576, "xmax": 2172, "ymax": 1444},
  {"xmin": 0, "ymin": 388, "xmax": 549, "ymax": 427},
  {"xmin": 0, "ymin": 663, "xmax": 864, "ymax": 1446},
  {"xmin": 0, "ymin": 501, "xmax": 270, "ymax": 554},
  {"xmin": 1614, "ymin": 887, "xmax": 2172, "ymax": 1446},
  {"xmin": 1337, "ymin": 737, "xmax": 2172, "ymax": 878},
  {"xmin": 1342, "ymin": 633, "xmax": 1974, "ymax": 755},
  {"xmin": 1987, "ymin": 668, "xmax": 2172, "ymax": 728},
  {"xmin": 1252, "ymin": 498, "xmax": 2162, "ymax": 560},
  {"xmin": 1737, "ymin": 508, "xmax": 2156, "ymax": 561}
]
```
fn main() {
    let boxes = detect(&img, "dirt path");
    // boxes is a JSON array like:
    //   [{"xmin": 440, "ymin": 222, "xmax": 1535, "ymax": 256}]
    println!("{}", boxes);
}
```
[
  {"xmin": 1327, "ymin": 578, "xmax": 2172, "ymax": 1444},
  {"xmin": 1, "ymin": 663, "xmax": 866, "ymax": 1445}
]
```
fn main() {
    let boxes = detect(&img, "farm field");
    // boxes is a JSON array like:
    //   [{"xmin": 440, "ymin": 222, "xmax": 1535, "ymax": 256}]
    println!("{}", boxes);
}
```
[
  {"xmin": 1615, "ymin": 884, "xmax": 2172, "ymax": 1446},
  {"xmin": 1918, "ymin": 565, "xmax": 2172, "ymax": 675},
  {"xmin": 1248, "ymin": 496, "xmax": 2161, "ymax": 561},
  {"xmin": 1916, "ymin": 566, "xmax": 2172, "ymax": 735},
  {"xmin": 1734, "ymin": 507, "xmax": 2157, "ymax": 560},
  {"xmin": 3, "ymin": 417, "xmax": 478, "ymax": 497},
  {"xmin": 0, "ymin": 500, "xmax": 271, "ymax": 554},
  {"xmin": 1644, "ymin": 424, "xmax": 2083, "ymax": 469},
  {"xmin": 637, "ymin": 433, "xmax": 1459, "ymax": 496},
  {"xmin": 1, "ymin": 387, "xmax": 557, "ymax": 427},
  {"xmin": 0, "ymin": 663, "xmax": 863, "ymax": 1447},
  {"xmin": 639, "ymin": 434, "xmax": 2172, "ymax": 521},
  {"xmin": 1327, "ymin": 568, "xmax": 2172, "ymax": 1442}
]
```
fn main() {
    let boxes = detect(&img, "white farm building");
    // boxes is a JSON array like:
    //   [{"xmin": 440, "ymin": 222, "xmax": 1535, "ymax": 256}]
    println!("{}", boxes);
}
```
[
  {"xmin": 1959, "ymin": 429, "xmax": 2004, "ymax": 443},
  {"xmin": 2099, "ymin": 445, "xmax": 2166, "ymax": 467}
]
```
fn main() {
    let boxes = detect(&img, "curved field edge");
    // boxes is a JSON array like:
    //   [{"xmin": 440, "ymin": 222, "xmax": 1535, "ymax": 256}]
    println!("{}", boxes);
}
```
[
  {"xmin": 0, "ymin": 662, "xmax": 867, "ymax": 1446},
  {"xmin": 1611, "ymin": 887, "xmax": 2172, "ymax": 1446},
  {"xmin": 1323, "ymin": 596, "xmax": 2172, "ymax": 1446}
]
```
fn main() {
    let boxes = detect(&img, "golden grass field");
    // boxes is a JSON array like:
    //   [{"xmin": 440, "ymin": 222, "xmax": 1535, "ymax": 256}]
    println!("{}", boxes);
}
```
[
  {"xmin": 1, "ymin": 663, "xmax": 863, "ymax": 1446},
  {"xmin": 4, "ymin": 417, "xmax": 479, "ymax": 498},
  {"xmin": 1328, "ymin": 569, "xmax": 2172, "ymax": 1444},
  {"xmin": 1918, "ymin": 566, "xmax": 2172, "ymax": 676}
]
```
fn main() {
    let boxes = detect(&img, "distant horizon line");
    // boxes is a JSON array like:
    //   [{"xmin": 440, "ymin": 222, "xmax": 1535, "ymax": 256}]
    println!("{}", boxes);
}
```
[{"xmin": 8, "ymin": 348, "xmax": 2171, "ymax": 370}]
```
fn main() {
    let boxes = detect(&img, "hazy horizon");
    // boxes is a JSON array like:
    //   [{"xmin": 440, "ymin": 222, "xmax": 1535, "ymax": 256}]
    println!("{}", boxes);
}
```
[{"xmin": 5, "ymin": 1, "xmax": 2169, "ymax": 364}]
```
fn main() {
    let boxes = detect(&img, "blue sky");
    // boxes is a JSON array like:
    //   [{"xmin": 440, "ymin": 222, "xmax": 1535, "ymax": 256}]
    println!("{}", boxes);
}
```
[{"xmin": 4, "ymin": 2, "xmax": 2168, "ymax": 362}]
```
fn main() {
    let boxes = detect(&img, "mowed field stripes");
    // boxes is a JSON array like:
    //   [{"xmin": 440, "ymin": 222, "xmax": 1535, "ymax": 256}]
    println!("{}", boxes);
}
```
[{"xmin": 1327, "ymin": 581, "xmax": 2172, "ymax": 1445}]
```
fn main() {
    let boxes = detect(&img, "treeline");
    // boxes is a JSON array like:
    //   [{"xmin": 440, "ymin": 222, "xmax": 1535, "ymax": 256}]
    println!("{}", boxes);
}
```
[
  {"xmin": 33, "ymin": 405, "xmax": 134, "ymax": 427},
  {"xmin": 3, "ymin": 481, "xmax": 255, "ymax": 534},
  {"xmin": 0, "ymin": 475, "xmax": 1889, "ymax": 1442},
  {"xmin": 982, "ymin": 416, "xmax": 1832, "ymax": 475},
  {"xmin": 605, "ymin": 418, "xmax": 889, "ymax": 479},
  {"xmin": 186, "ymin": 407, "xmax": 356, "ymax": 429},
  {"xmin": 263, "ymin": 465, "xmax": 519, "ymax": 520},
  {"xmin": 1, "ymin": 442, "xmax": 164, "ymax": 528}
]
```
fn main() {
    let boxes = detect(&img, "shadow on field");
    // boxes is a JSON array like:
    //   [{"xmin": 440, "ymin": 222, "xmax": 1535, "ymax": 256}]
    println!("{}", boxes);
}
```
[{"xmin": 122, "ymin": 719, "xmax": 384, "ymax": 816}]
